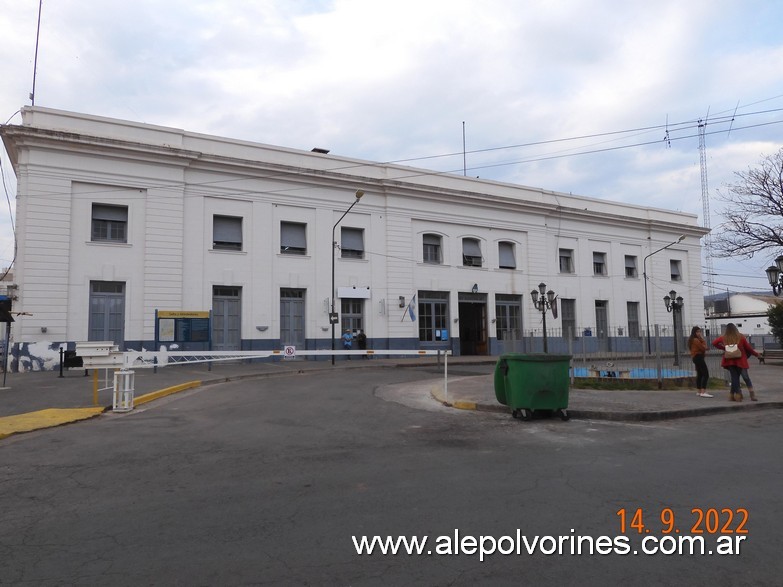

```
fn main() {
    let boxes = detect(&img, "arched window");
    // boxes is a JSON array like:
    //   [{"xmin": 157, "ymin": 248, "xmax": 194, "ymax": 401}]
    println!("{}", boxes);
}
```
[
  {"xmin": 423, "ymin": 234, "xmax": 442, "ymax": 264},
  {"xmin": 498, "ymin": 241, "xmax": 516, "ymax": 269},
  {"xmin": 462, "ymin": 238, "xmax": 482, "ymax": 267}
]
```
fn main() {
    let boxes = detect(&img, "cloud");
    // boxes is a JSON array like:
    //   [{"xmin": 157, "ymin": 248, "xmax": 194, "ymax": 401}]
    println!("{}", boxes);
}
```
[{"xmin": 0, "ymin": 0, "xmax": 782, "ymax": 289}]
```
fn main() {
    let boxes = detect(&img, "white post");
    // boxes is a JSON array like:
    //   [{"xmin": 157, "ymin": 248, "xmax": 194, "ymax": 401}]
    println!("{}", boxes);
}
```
[
  {"xmin": 113, "ymin": 369, "xmax": 135, "ymax": 412},
  {"xmin": 444, "ymin": 351, "xmax": 449, "ymax": 404}
]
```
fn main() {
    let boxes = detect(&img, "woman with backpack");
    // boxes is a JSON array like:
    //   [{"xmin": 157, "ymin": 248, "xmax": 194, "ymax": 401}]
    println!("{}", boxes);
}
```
[{"xmin": 712, "ymin": 323, "xmax": 764, "ymax": 401}]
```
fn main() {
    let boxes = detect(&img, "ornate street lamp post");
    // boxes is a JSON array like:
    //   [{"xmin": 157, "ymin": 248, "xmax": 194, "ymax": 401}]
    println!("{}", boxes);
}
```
[
  {"xmin": 765, "ymin": 255, "xmax": 783, "ymax": 296},
  {"xmin": 663, "ymin": 289, "xmax": 684, "ymax": 367},
  {"xmin": 331, "ymin": 189, "xmax": 364, "ymax": 365},
  {"xmin": 530, "ymin": 282, "xmax": 556, "ymax": 353}
]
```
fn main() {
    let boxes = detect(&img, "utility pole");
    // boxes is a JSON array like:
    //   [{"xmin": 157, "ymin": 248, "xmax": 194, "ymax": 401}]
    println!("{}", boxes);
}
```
[{"xmin": 699, "ymin": 118, "xmax": 716, "ymax": 334}]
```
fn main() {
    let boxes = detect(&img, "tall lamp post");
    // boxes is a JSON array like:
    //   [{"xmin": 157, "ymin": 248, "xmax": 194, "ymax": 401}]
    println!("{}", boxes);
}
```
[
  {"xmin": 643, "ymin": 235, "xmax": 685, "ymax": 354},
  {"xmin": 765, "ymin": 255, "xmax": 783, "ymax": 295},
  {"xmin": 331, "ymin": 189, "xmax": 365, "ymax": 365},
  {"xmin": 663, "ymin": 290, "xmax": 684, "ymax": 366},
  {"xmin": 530, "ymin": 282, "xmax": 556, "ymax": 353}
]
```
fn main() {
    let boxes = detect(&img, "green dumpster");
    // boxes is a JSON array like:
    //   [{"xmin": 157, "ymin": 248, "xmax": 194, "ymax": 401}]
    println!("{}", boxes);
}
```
[{"xmin": 494, "ymin": 353, "xmax": 572, "ymax": 421}]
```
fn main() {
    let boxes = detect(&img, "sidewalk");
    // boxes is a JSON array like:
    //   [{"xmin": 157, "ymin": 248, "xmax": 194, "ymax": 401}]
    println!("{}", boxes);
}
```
[
  {"xmin": 431, "ymin": 360, "xmax": 783, "ymax": 421},
  {"xmin": 1, "ymin": 356, "xmax": 781, "ymax": 440}
]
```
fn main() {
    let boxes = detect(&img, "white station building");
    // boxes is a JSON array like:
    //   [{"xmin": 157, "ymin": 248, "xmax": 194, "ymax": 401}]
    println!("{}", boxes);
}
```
[{"xmin": 1, "ymin": 107, "xmax": 708, "ymax": 370}]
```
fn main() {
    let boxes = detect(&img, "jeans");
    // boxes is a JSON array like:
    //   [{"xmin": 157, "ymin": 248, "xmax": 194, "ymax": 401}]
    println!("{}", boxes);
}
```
[
  {"xmin": 692, "ymin": 354, "xmax": 709, "ymax": 389},
  {"xmin": 727, "ymin": 365, "xmax": 742, "ymax": 394},
  {"xmin": 740, "ymin": 368, "xmax": 753, "ymax": 388}
]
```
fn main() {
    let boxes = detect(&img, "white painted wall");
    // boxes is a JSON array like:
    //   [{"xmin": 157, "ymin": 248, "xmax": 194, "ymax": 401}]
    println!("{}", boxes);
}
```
[{"xmin": 1, "ymin": 106, "xmax": 709, "ymax": 366}]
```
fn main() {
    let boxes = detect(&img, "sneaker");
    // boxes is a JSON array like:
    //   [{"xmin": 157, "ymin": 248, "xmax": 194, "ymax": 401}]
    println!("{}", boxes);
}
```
[{"xmin": 698, "ymin": 392, "xmax": 713, "ymax": 398}]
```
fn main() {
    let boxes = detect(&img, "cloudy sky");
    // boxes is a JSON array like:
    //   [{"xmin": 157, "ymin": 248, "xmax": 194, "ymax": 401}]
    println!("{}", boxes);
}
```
[{"xmin": 2, "ymin": 0, "xmax": 783, "ymax": 296}]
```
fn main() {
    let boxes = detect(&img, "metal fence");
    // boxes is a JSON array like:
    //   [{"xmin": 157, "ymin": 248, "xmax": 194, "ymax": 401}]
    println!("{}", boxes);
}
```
[{"xmin": 494, "ymin": 324, "xmax": 776, "ymax": 383}]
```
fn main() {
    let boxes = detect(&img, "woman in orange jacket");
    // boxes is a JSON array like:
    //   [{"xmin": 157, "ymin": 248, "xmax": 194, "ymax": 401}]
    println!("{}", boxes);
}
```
[
  {"xmin": 687, "ymin": 326, "xmax": 712, "ymax": 397},
  {"xmin": 712, "ymin": 323, "xmax": 764, "ymax": 401}
]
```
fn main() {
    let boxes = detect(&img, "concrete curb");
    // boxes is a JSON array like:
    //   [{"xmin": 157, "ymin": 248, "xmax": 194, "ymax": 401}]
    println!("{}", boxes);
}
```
[
  {"xmin": 0, "ymin": 407, "xmax": 108, "ymax": 440},
  {"xmin": 429, "ymin": 382, "xmax": 783, "ymax": 421},
  {"xmin": 0, "ymin": 380, "xmax": 207, "ymax": 440},
  {"xmin": 133, "ymin": 381, "xmax": 202, "ymax": 407},
  {"xmin": 430, "ymin": 384, "xmax": 508, "ymax": 415},
  {"xmin": 566, "ymin": 401, "xmax": 783, "ymax": 422}
]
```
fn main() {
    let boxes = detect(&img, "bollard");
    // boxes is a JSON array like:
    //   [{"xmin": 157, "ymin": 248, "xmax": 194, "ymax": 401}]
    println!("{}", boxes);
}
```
[{"xmin": 113, "ymin": 369, "xmax": 135, "ymax": 412}]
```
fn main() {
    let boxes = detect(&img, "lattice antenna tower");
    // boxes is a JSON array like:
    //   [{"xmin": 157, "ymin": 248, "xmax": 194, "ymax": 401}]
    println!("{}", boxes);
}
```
[{"xmin": 698, "ymin": 118, "xmax": 716, "ymax": 299}]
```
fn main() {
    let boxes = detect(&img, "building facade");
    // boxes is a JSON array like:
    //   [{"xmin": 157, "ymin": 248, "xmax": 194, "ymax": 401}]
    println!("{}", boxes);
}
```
[
  {"xmin": 1, "ymin": 107, "xmax": 708, "ymax": 370},
  {"xmin": 706, "ymin": 292, "xmax": 781, "ymax": 337}
]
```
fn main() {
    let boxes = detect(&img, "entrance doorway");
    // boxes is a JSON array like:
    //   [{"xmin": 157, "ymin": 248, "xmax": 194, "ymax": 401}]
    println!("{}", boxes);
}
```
[
  {"xmin": 212, "ymin": 286, "xmax": 241, "ymax": 351},
  {"xmin": 595, "ymin": 299, "xmax": 609, "ymax": 352},
  {"xmin": 89, "ymin": 281, "xmax": 126, "ymax": 346},
  {"xmin": 458, "ymin": 293, "xmax": 487, "ymax": 355},
  {"xmin": 280, "ymin": 288, "xmax": 306, "ymax": 348}
]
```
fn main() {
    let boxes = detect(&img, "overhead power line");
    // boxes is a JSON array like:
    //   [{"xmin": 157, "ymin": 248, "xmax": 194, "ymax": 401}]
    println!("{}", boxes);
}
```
[{"xmin": 386, "ymin": 107, "xmax": 783, "ymax": 166}]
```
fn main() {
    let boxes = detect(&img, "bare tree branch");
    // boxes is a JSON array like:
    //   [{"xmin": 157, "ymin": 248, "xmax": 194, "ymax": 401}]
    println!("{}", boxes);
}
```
[{"xmin": 713, "ymin": 148, "xmax": 783, "ymax": 260}]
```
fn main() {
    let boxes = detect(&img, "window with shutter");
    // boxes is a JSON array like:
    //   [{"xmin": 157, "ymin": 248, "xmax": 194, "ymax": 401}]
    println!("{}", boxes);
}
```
[
  {"xmin": 670, "ymin": 259, "xmax": 682, "ymax": 281},
  {"xmin": 213, "ymin": 215, "xmax": 242, "ymax": 251},
  {"xmin": 593, "ymin": 252, "xmax": 606, "ymax": 276},
  {"xmin": 281, "ymin": 222, "xmax": 307, "ymax": 255},
  {"xmin": 91, "ymin": 203, "xmax": 128, "ymax": 243},
  {"xmin": 624, "ymin": 255, "xmax": 638, "ymax": 278},
  {"xmin": 341, "ymin": 227, "xmax": 364, "ymax": 259},
  {"xmin": 559, "ymin": 249, "xmax": 574, "ymax": 273},
  {"xmin": 462, "ymin": 238, "xmax": 482, "ymax": 267},
  {"xmin": 498, "ymin": 242, "xmax": 516, "ymax": 269}
]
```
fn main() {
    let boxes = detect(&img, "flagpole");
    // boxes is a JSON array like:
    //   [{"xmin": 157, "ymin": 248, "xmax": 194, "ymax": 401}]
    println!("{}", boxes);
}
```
[
  {"xmin": 401, "ymin": 294, "xmax": 416, "ymax": 322},
  {"xmin": 30, "ymin": 0, "xmax": 43, "ymax": 105}
]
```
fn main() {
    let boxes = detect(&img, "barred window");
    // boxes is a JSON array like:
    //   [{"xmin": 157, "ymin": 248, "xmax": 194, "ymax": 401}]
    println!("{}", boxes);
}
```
[
  {"xmin": 627, "ymin": 302, "xmax": 640, "ymax": 338},
  {"xmin": 495, "ymin": 294, "xmax": 522, "ymax": 340},
  {"xmin": 560, "ymin": 298, "xmax": 577, "ymax": 340},
  {"xmin": 341, "ymin": 299, "xmax": 364, "ymax": 333},
  {"xmin": 91, "ymin": 204, "xmax": 128, "ymax": 243},
  {"xmin": 423, "ymin": 234, "xmax": 442, "ymax": 264},
  {"xmin": 418, "ymin": 291, "xmax": 449, "ymax": 342}
]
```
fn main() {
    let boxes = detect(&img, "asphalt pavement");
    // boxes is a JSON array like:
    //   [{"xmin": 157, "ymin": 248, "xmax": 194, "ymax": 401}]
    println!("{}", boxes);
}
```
[{"xmin": 1, "ymin": 355, "xmax": 781, "ymax": 440}]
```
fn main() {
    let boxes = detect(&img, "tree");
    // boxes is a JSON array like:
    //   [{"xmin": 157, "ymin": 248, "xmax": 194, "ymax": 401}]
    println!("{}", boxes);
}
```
[
  {"xmin": 713, "ymin": 148, "xmax": 783, "ymax": 259},
  {"xmin": 769, "ymin": 302, "xmax": 783, "ymax": 346}
]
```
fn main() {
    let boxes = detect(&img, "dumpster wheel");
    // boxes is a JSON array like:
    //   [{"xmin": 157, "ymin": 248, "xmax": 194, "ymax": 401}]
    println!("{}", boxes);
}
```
[
  {"xmin": 512, "ymin": 408, "xmax": 531, "ymax": 421},
  {"xmin": 557, "ymin": 408, "xmax": 570, "ymax": 421}
]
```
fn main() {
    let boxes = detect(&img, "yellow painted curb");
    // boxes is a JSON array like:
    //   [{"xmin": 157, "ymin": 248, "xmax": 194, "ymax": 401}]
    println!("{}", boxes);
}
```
[
  {"xmin": 133, "ymin": 381, "xmax": 201, "ymax": 406},
  {"xmin": 452, "ymin": 400, "xmax": 477, "ymax": 411},
  {"xmin": 0, "ymin": 407, "xmax": 106, "ymax": 439}
]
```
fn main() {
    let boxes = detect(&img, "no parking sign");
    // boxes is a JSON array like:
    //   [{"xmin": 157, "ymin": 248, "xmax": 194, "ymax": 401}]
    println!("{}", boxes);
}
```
[{"xmin": 283, "ymin": 346, "xmax": 296, "ymax": 359}]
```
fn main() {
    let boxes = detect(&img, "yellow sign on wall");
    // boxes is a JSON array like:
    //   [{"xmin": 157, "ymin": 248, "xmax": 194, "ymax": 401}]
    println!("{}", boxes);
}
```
[{"xmin": 157, "ymin": 311, "xmax": 210, "ymax": 319}]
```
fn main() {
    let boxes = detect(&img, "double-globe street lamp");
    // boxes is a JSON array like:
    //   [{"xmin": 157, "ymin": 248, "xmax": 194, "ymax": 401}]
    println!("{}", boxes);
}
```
[
  {"xmin": 765, "ymin": 255, "xmax": 783, "ymax": 296},
  {"xmin": 663, "ymin": 290, "xmax": 684, "ymax": 366},
  {"xmin": 643, "ymin": 235, "xmax": 685, "ymax": 354},
  {"xmin": 331, "ymin": 189, "xmax": 365, "ymax": 365},
  {"xmin": 530, "ymin": 282, "xmax": 556, "ymax": 353}
]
